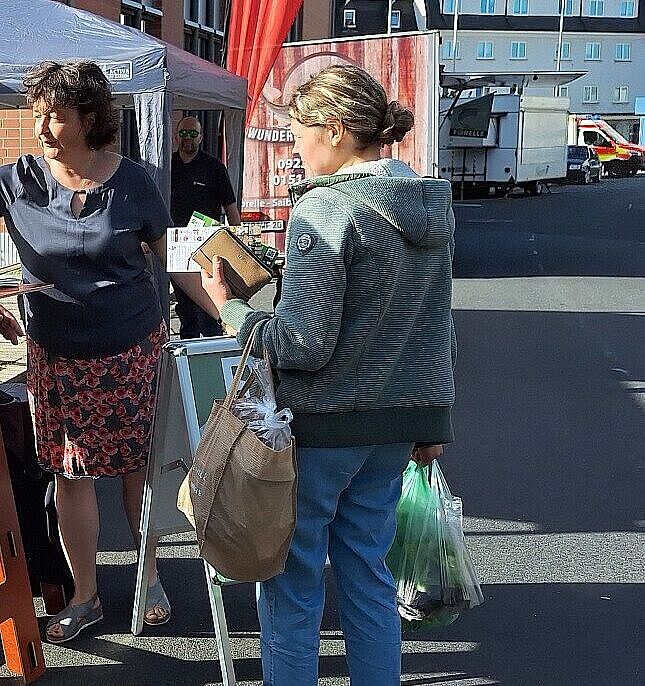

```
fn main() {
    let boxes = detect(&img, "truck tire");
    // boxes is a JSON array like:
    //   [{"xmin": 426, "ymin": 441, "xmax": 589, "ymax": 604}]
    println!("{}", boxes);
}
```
[{"xmin": 525, "ymin": 181, "xmax": 541, "ymax": 196}]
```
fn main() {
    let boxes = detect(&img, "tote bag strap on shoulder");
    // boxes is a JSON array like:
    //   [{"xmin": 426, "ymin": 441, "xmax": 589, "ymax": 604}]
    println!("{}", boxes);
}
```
[{"xmin": 223, "ymin": 321, "xmax": 275, "ymax": 411}]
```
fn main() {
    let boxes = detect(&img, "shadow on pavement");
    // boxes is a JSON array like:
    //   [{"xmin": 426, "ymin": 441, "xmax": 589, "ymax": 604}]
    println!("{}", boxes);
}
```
[
  {"xmin": 453, "ymin": 227, "xmax": 645, "ymax": 278},
  {"xmin": 448, "ymin": 309, "xmax": 644, "ymax": 534},
  {"xmin": 4, "ymin": 305, "xmax": 642, "ymax": 686},
  {"xmin": 401, "ymin": 582, "xmax": 643, "ymax": 686}
]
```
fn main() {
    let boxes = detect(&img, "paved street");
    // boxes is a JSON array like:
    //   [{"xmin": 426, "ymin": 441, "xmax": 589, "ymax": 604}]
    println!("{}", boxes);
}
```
[
  {"xmin": 2, "ymin": 177, "xmax": 644, "ymax": 685},
  {"xmin": 452, "ymin": 176, "xmax": 644, "ymax": 278}
]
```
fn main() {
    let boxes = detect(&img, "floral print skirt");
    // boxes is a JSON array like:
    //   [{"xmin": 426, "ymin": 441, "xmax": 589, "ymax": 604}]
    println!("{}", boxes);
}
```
[{"xmin": 27, "ymin": 322, "xmax": 167, "ymax": 479}]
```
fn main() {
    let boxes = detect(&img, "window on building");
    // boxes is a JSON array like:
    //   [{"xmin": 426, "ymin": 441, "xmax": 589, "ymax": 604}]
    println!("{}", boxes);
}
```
[
  {"xmin": 588, "ymin": 0, "xmax": 604, "ymax": 16},
  {"xmin": 477, "ymin": 41, "xmax": 494, "ymax": 59},
  {"xmin": 513, "ymin": 0, "xmax": 528, "ymax": 14},
  {"xmin": 182, "ymin": 0, "xmax": 225, "ymax": 67},
  {"xmin": 185, "ymin": 0, "xmax": 199, "ymax": 23},
  {"xmin": 343, "ymin": 9, "xmax": 356, "ymax": 28},
  {"xmin": 182, "ymin": 0, "xmax": 223, "ymax": 29},
  {"xmin": 480, "ymin": 0, "xmax": 496, "ymax": 14},
  {"xmin": 444, "ymin": 0, "xmax": 463, "ymax": 11},
  {"xmin": 184, "ymin": 26, "xmax": 222, "ymax": 63},
  {"xmin": 563, "ymin": 0, "xmax": 574, "ymax": 15},
  {"xmin": 559, "ymin": 86, "xmax": 569, "ymax": 97},
  {"xmin": 582, "ymin": 85, "xmax": 599, "ymax": 103},
  {"xmin": 121, "ymin": 3, "xmax": 161, "ymax": 37},
  {"xmin": 613, "ymin": 85, "xmax": 629, "ymax": 103},
  {"xmin": 442, "ymin": 39, "xmax": 461, "ymax": 59},
  {"xmin": 391, "ymin": 10, "xmax": 401, "ymax": 29},
  {"xmin": 510, "ymin": 41, "xmax": 527, "ymax": 59},
  {"xmin": 584, "ymin": 42, "xmax": 601, "ymax": 60},
  {"xmin": 615, "ymin": 43, "xmax": 631, "ymax": 61},
  {"xmin": 120, "ymin": 11, "xmax": 137, "ymax": 27},
  {"xmin": 557, "ymin": 41, "xmax": 572, "ymax": 59},
  {"xmin": 287, "ymin": 7, "xmax": 303, "ymax": 42},
  {"xmin": 620, "ymin": 1, "xmax": 635, "ymax": 17}
]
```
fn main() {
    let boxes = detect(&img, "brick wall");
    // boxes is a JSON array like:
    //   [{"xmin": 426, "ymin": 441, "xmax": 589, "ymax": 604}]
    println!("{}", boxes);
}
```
[
  {"xmin": 0, "ymin": 112, "xmax": 40, "ymax": 252},
  {"xmin": 0, "ymin": 111, "xmax": 40, "ymax": 168},
  {"xmin": 158, "ymin": 0, "xmax": 184, "ymax": 48},
  {"xmin": 64, "ymin": 0, "xmax": 121, "ymax": 23}
]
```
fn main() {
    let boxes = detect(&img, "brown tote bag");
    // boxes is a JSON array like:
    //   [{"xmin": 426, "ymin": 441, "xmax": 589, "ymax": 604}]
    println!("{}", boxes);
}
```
[{"xmin": 178, "ymin": 325, "xmax": 297, "ymax": 582}]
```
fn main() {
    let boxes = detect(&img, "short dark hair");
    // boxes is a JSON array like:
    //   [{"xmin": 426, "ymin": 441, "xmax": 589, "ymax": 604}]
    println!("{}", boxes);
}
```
[{"xmin": 24, "ymin": 61, "xmax": 119, "ymax": 150}]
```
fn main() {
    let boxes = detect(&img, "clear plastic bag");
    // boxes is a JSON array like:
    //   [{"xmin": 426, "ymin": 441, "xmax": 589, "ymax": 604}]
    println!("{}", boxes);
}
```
[
  {"xmin": 386, "ymin": 460, "xmax": 484, "ymax": 630},
  {"xmin": 230, "ymin": 357, "xmax": 293, "ymax": 451}
]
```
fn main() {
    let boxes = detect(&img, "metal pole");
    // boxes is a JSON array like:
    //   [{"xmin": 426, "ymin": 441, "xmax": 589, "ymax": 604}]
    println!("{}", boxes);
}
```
[
  {"xmin": 555, "ymin": 0, "xmax": 565, "ymax": 94},
  {"xmin": 387, "ymin": 0, "xmax": 394, "ymax": 34},
  {"xmin": 452, "ymin": 0, "xmax": 460, "ymax": 72}
]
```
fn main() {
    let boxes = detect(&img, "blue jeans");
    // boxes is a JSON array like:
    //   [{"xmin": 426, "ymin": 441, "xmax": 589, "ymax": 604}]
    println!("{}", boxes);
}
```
[{"xmin": 258, "ymin": 443, "xmax": 413, "ymax": 686}]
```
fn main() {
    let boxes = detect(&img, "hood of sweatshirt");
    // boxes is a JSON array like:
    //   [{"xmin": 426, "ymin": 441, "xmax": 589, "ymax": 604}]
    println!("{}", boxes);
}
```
[{"xmin": 289, "ymin": 158, "xmax": 454, "ymax": 249}]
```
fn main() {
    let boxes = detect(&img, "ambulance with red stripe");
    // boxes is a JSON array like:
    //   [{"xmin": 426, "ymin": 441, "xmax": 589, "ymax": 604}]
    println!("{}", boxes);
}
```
[{"xmin": 569, "ymin": 116, "xmax": 645, "ymax": 177}]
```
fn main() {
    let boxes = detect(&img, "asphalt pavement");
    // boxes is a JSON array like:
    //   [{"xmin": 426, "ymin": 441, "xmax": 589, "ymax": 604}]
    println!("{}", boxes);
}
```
[
  {"xmin": 1, "ymin": 177, "xmax": 643, "ymax": 685},
  {"xmin": 452, "ymin": 176, "xmax": 644, "ymax": 278}
]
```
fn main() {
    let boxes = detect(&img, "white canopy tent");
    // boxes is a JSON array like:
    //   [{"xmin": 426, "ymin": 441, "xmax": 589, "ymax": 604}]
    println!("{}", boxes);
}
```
[{"xmin": 0, "ymin": 0, "xmax": 248, "ymax": 203}]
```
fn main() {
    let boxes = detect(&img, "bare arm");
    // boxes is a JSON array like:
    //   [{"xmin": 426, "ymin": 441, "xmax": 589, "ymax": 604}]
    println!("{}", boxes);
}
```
[
  {"xmin": 223, "ymin": 202, "xmax": 241, "ymax": 226},
  {"xmin": 0, "ymin": 304, "xmax": 23, "ymax": 345},
  {"xmin": 147, "ymin": 236, "xmax": 221, "ymax": 320}
]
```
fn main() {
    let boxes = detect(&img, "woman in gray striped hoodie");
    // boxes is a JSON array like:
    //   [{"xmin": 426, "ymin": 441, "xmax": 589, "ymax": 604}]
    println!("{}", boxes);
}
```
[{"xmin": 202, "ymin": 65, "xmax": 456, "ymax": 686}]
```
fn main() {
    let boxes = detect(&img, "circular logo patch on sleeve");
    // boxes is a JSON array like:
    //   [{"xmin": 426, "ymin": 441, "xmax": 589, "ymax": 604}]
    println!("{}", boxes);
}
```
[{"xmin": 295, "ymin": 233, "xmax": 317, "ymax": 255}]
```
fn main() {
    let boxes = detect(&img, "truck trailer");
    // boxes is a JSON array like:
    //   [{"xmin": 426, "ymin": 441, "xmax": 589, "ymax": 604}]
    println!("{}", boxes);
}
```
[
  {"xmin": 436, "ymin": 71, "xmax": 583, "ymax": 195},
  {"xmin": 439, "ymin": 93, "xmax": 571, "ymax": 195}
]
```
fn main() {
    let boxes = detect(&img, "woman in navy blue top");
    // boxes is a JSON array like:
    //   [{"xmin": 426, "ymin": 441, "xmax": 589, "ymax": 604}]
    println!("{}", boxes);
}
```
[{"xmin": 0, "ymin": 61, "xmax": 220, "ymax": 643}]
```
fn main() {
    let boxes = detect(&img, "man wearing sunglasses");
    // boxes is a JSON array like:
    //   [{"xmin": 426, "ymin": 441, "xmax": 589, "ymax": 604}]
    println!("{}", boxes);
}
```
[{"xmin": 170, "ymin": 115, "xmax": 241, "ymax": 338}]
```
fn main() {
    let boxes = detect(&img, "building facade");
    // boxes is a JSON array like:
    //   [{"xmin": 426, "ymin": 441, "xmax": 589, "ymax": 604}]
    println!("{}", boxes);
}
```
[
  {"xmin": 432, "ymin": 0, "xmax": 645, "ymax": 138},
  {"xmin": 291, "ymin": 0, "xmax": 644, "ymax": 138}
]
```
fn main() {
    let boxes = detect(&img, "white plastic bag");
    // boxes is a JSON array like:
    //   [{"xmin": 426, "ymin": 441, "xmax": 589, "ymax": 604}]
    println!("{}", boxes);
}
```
[{"xmin": 230, "ymin": 357, "xmax": 293, "ymax": 451}]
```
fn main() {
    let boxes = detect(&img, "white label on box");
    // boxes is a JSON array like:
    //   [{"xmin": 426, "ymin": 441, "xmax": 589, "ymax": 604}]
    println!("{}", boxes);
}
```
[
  {"xmin": 242, "ymin": 220, "xmax": 284, "ymax": 233},
  {"xmin": 166, "ymin": 226, "xmax": 218, "ymax": 272}
]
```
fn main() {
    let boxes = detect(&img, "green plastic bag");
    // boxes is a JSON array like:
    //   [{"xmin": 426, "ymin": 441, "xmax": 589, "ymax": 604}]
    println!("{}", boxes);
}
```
[{"xmin": 387, "ymin": 460, "xmax": 484, "ymax": 630}]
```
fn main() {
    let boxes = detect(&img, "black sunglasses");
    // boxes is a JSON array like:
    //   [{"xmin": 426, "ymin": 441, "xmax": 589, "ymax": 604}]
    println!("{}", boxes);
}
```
[{"xmin": 178, "ymin": 129, "xmax": 200, "ymax": 138}]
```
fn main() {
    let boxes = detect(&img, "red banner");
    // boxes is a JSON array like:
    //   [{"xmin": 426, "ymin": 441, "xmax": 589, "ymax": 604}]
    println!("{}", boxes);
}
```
[{"xmin": 226, "ymin": 0, "xmax": 304, "ymax": 121}]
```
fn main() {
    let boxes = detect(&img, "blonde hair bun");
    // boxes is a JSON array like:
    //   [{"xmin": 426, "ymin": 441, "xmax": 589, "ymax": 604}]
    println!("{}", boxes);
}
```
[
  {"xmin": 289, "ymin": 65, "xmax": 414, "ymax": 148},
  {"xmin": 377, "ymin": 101, "xmax": 415, "ymax": 145}
]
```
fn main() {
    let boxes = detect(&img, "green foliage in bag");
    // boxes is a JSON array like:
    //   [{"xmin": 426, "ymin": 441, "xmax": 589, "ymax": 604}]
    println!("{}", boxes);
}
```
[{"xmin": 386, "ymin": 460, "xmax": 484, "ymax": 631}]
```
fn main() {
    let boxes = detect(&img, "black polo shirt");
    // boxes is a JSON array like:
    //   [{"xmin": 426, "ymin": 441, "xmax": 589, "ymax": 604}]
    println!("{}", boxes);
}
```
[{"xmin": 170, "ymin": 150, "xmax": 236, "ymax": 226}]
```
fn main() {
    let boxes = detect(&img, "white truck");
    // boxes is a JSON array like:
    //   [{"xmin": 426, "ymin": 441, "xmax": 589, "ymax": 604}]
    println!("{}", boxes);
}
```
[
  {"xmin": 438, "ymin": 92, "xmax": 571, "ymax": 195},
  {"xmin": 437, "ymin": 71, "xmax": 583, "ymax": 195}
]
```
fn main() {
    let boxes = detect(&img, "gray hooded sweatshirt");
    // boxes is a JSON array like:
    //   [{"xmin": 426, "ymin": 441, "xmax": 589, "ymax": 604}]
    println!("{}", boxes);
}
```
[{"xmin": 220, "ymin": 158, "xmax": 456, "ymax": 447}]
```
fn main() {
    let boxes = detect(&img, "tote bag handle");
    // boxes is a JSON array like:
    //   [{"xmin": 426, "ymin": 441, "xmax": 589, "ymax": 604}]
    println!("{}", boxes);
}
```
[{"xmin": 222, "ymin": 321, "xmax": 275, "ymax": 411}]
